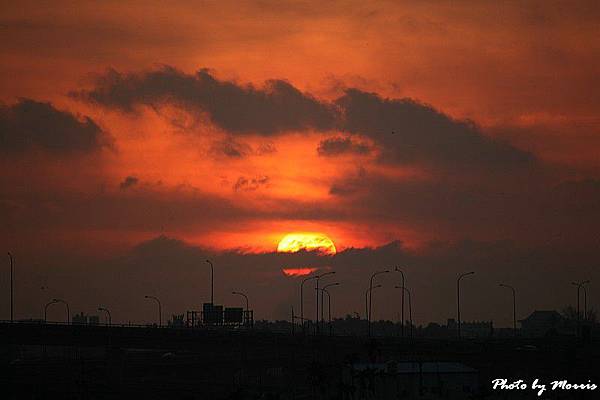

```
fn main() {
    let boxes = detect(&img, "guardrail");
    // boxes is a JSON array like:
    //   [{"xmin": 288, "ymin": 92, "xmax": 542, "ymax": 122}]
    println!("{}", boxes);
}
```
[{"xmin": 0, "ymin": 319, "xmax": 293, "ymax": 335}]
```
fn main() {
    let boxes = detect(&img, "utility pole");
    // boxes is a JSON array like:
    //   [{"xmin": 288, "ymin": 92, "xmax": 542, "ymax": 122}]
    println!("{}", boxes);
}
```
[
  {"xmin": 8, "ymin": 253, "xmax": 14, "ymax": 322},
  {"xmin": 368, "ymin": 270, "xmax": 390, "ymax": 336},
  {"xmin": 205, "ymin": 260, "xmax": 214, "ymax": 304},
  {"xmin": 395, "ymin": 267, "xmax": 405, "ymax": 337},
  {"xmin": 457, "ymin": 272, "xmax": 475, "ymax": 339},
  {"xmin": 499, "ymin": 284, "xmax": 517, "ymax": 337}
]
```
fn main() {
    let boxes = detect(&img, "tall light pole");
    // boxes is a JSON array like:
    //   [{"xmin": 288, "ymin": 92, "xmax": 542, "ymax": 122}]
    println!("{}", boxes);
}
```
[
  {"xmin": 369, "ymin": 270, "xmax": 390, "ymax": 336},
  {"xmin": 205, "ymin": 259, "xmax": 214, "ymax": 304},
  {"xmin": 394, "ymin": 286, "xmax": 412, "ymax": 338},
  {"xmin": 499, "ymin": 284, "xmax": 517, "ymax": 336},
  {"xmin": 365, "ymin": 285, "xmax": 382, "ymax": 320},
  {"xmin": 300, "ymin": 274, "xmax": 319, "ymax": 332},
  {"xmin": 316, "ymin": 271, "xmax": 335, "ymax": 334},
  {"xmin": 98, "ymin": 307, "xmax": 112, "ymax": 326},
  {"xmin": 232, "ymin": 291, "xmax": 249, "ymax": 326},
  {"xmin": 321, "ymin": 283, "xmax": 340, "ymax": 326},
  {"xmin": 8, "ymin": 253, "xmax": 14, "ymax": 322},
  {"xmin": 499, "ymin": 283, "xmax": 517, "ymax": 337},
  {"xmin": 457, "ymin": 272, "xmax": 475, "ymax": 339},
  {"xmin": 395, "ymin": 267, "xmax": 405, "ymax": 337},
  {"xmin": 44, "ymin": 299, "xmax": 58, "ymax": 322},
  {"xmin": 322, "ymin": 288, "xmax": 331, "ymax": 334},
  {"xmin": 145, "ymin": 295, "xmax": 162, "ymax": 327},
  {"xmin": 582, "ymin": 282, "xmax": 590, "ymax": 321},
  {"xmin": 232, "ymin": 291, "xmax": 249, "ymax": 312},
  {"xmin": 572, "ymin": 280, "xmax": 590, "ymax": 322},
  {"xmin": 52, "ymin": 298, "xmax": 70, "ymax": 325}
]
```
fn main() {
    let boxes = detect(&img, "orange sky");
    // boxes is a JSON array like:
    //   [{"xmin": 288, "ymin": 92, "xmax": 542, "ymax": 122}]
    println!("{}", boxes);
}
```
[
  {"xmin": 1, "ymin": 0, "xmax": 599, "ymax": 255},
  {"xmin": 3, "ymin": 1, "xmax": 600, "ymax": 326}
]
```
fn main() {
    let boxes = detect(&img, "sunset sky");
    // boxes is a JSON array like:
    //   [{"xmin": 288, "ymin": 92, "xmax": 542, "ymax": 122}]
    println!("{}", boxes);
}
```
[{"xmin": 1, "ymin": 1, "xmax": 599, "ymax": 325}]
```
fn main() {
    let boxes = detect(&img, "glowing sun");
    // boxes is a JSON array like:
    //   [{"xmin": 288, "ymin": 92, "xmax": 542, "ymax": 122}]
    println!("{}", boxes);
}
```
[{"xmin": 277, "ymin": 232, "xmax": 337, "ymax": 255}]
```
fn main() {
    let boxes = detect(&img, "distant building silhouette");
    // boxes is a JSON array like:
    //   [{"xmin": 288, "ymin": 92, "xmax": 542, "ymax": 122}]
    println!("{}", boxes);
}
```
[
  {"xmin": 519, "ymin": 310, "xmax": 563, "ymax": 337},
  {"xmin": 72, "ymin": 312, "xmax": 99, "ymax": 325}
]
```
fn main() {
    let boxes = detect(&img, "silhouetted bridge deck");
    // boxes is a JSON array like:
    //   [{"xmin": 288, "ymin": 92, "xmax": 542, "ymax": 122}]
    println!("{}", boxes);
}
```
[
  {"xmin": 1, "ymin": 321, "xmax": 302, "ymax": 350},
  {"xmin": 3, "ymin": 320, "xmax": 600, "ymax": 360},
  {"xmin": 4, "ymin": 320, "xmax": 600, "ymax": 395}
]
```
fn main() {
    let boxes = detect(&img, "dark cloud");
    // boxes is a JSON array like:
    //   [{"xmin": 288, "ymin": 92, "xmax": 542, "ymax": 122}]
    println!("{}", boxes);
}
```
[
  {"xmin": 166, "ymin": 235, "xmax": 597, "ymax": 325},
  {"xmin": 119, "ymin": 176, "xmax": 139, "ymax": 190},
  {"xmin": 73, "ymin": 66, "xmax": 535, "ymax": 171},
  {"xmin": 328, "ymin": 166, "xmax": 600, "ymax": 249},
  {"xmin": 0, "ymin": 98, "xmax": 106, "ymax": 154},
  {"xmin": 233, "ymin": 176, "xmax": 269, "ymax": 192},
  {"xmin": 72, "ymin": 66, "xmax": 336, "ymax": 135},
  {"xmin": 317, "ymin": 135, "xmax": 371, "ymax": 157},
  {"xmin": 328, "ymin": 166, "xmax": 367, "ymax": 196},
  {"xmin": 8, "ymin": 234, "xmax": 600, "ymax": 325},
  {"xmin": 336, "ymin": 89, "xmax": 535, "ymax": 170}
]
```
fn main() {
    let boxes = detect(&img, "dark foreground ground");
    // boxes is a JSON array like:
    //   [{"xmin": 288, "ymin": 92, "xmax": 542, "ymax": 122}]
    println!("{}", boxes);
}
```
[{"xmin": 1, "ymin": 322, "xmax": 599, "ymax": 399}]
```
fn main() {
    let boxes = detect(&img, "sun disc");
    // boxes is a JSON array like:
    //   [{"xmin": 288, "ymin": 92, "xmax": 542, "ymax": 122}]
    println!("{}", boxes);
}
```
[{"xmin": 277, "ymin": 232, "xmax": 337, "ymax": 255}]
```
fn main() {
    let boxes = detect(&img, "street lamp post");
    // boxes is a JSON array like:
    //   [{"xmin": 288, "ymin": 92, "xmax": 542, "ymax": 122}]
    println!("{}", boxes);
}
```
[
  {"xmin": 44, "ymin": 299, "xmax": 58, "ymax": 322},
  {"xmin": 365, "ymin": 284, "xmax": 382, "ymax": 336},
  {"xmin": 145, "ymin": 295, "xmax": 162, "ymax": 327},
  {"xmin": 321, "ymin": 283, "xmax": 340, "ymax": 329},
  {"xmin": 395, "ymin": 267, "xmax": 405, "ymax": 338},
  {"xmin": 499, "ymin": 284, "xmax": 517, "ymax": 336},
  {"xmin": 369, "ymin": 270, "xmax": 390, "ymax": 336},
  {"xmin": 322, "ymin": 289, "xmax": 331, "ymax": 333},
  {"xmin": 394, "ymin": 286, "xmax": 412, "ymax": 338},
  {"xmin": 572, "ymin": 280, "xmax": 590, "ymax": 330},
  {"xmin": 232, "ymin": 291, "xmax": 250, "ymax": 326},
  {"xmin": 232, "ymin": 291, "xmax": 249, "ymax": 312},
  {"xmin": 457, "ymin": 272, "xmax": 475, "ymax": 339},
  {"xmin": 316, "ymin": 271, "xmax": 335, "ymax": 334},
  {"xmin": 582, "ymin": 283, "xmax": 589, "ymax": 321},
  {"xmin": 205, "ymin": 259, "xmax": 214, "ymax": 305},
  {"xmin": 98, "ymin": 307, "xmax": 112, "ymax": 326},
  {"xmin": 8, "ymin": 253, "xmax": 14, "ymax": 322},
  {"xmin": 300, "ymin": 274, "xmax": 319, "ymax": 333},
  {"xmin": 52, "ymin": 298, "xmax": 70, "ymax": 324}
]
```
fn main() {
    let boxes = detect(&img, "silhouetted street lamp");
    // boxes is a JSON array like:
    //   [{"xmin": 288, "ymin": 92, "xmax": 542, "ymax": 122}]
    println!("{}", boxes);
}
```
[
  {"xmin": 572, "ymin": 280, "xmax": 590, "ymax": 322},
  {"xmin": 8, "ymin": 253, "xmax": 14, "ymax": 322},
  {"xmin": 322, "ymin": 285, "xmax": 340, "ymax": 335},
  {"xmin": 52, "ymin": 298, "xmax": 70, "ymax": 324},
  {"xmin": 394, "ymin": 286, "xmax": 412, "ymax": 338},
  {"xmin": 499, "ymin": 284, "xmax": 517, "ymax": 336},
  {"xmin": 232, "ymin": 291, "xmax": 249, "ymax": 312},
  {"xmin": 145, "ymin": 295, "xmax": 162, "ymax": 327},
  {"xmin": 581, "ymin": 282, "xmax": 590, "ymax": 321},
  {"xmin": 98, "ymin": 307, "xmax": 112, "ymax": 326},
  {"xmin": 300, "ymin": 274, "xmax": 319, "ymax": 332},
  {"xmin": 321, "ymin": 282, "xmax": 340, "ymax": 325},
  {"xmin": 315, "ymin": 271, "xmax": 335, "ymax": 334},
  {"xmin": 44, "ymin": 299, "xmax": 58, "ymax": 322},
  {"xmin": 457, "ymin": 271, "xmax": 475, "ymax": 339},
  {"xmin": 365, "ymin": 284, "xmax": 382, "ymax": 335},
  {"xmin": 395, "ymin": 267, "xmax": 406, "ymax": 337},
  {"xmin": 205, "ymin": 259, "xmax": 214, "ymax": 304},
  {"xmin": 232, "ymin": 290, "xmax": 250, "ymax": 326},
  {"xmin": 322, "ymin": 288, "xmax": 331, "ymax": 333},
  {"xmin": 369, "ymin": 270, "xmax": 390, "ymax": 336}
]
